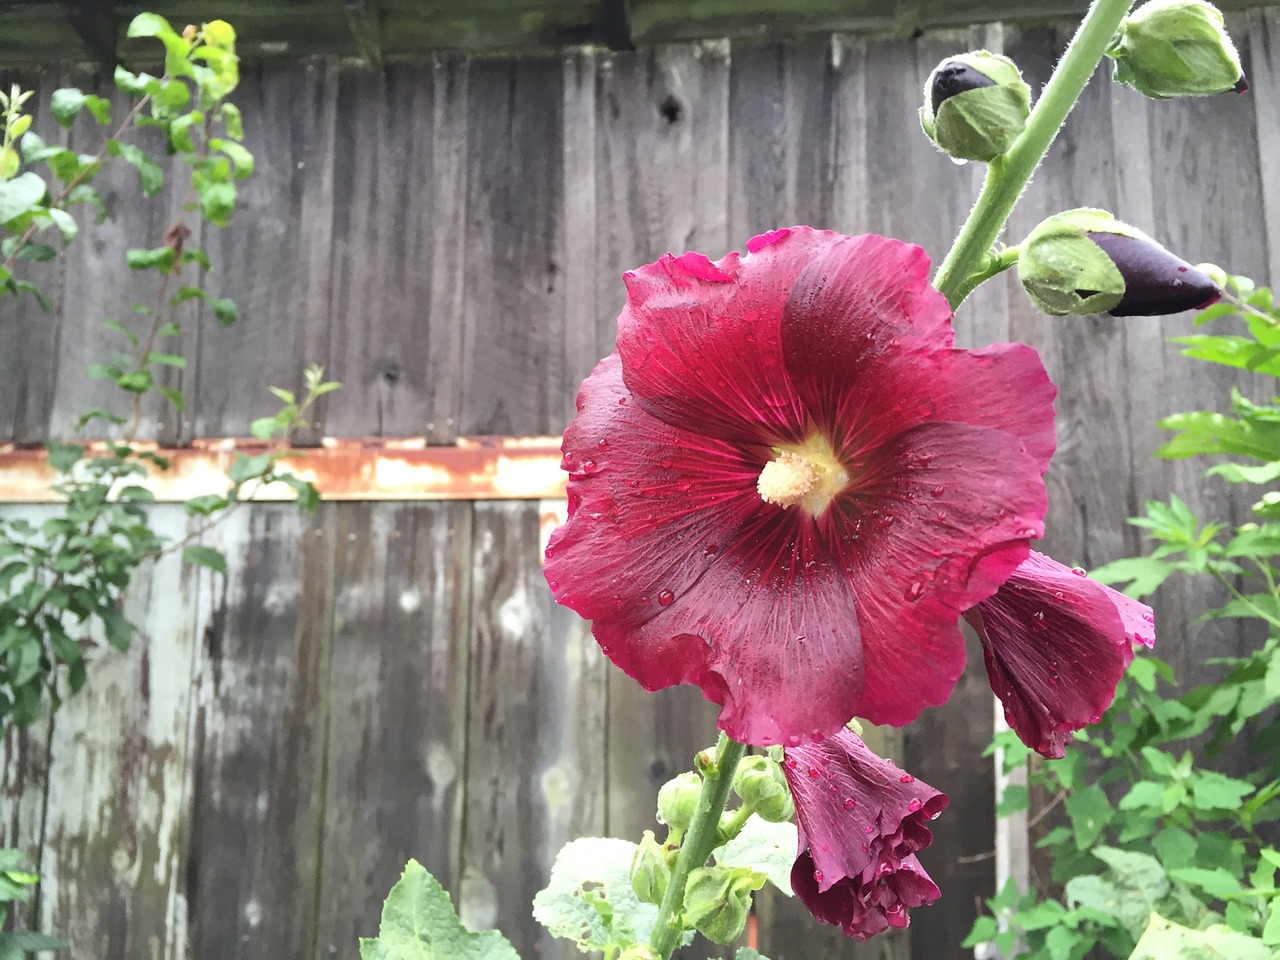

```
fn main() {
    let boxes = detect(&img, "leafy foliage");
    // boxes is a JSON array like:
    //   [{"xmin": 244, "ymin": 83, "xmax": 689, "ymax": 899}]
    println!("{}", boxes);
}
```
[
  {"xmin": 0, "ymin": 849, "xmax": 62, "ymax": 958},
  {"xmin": 966, "ymin": 273, "xmax": 1280, "ymax": 958},
  {"xmin": 0, "ymin": 15, "xmax": 339, "ymax": 731}
]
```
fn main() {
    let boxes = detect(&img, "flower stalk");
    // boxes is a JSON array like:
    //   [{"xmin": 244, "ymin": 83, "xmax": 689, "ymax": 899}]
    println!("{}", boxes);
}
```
[
  {"xmin": 933, "ymin": 0, "xmax": 1135, "ymax": 308},
  {"xmin": 648, "ymin": 733, "xmax": 746, "ymax": 959}
]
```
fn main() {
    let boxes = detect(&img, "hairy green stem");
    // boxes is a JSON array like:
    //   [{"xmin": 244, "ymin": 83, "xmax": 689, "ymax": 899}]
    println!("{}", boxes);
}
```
[
  {"xmin": 649, "ymin": 734, "xmax": 746, "ymax": 959},
  {"xmin": 933, "ymin": 0, "xmax": 1134, "ymax": 308}
]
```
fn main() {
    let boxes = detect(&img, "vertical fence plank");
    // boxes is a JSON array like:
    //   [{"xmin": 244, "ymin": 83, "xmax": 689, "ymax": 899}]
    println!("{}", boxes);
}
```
[
  {"xmin": 190, "ymin": 62, "xmax": 338, "ymax": 442},
  {"xmin": 323, "ymin": 57, "xmax": 472, "ymax": 442},
  {"xmin": 33, "ymin": 506, "xmax": 200, "ymax": 960},
  {"xmin": 313, "ymin": 502, "xmax": 473, "ymax": 955},
  {"xmin": 185, "ymin": 504, "xmax": 333, "ymax": 960},
  {"xmin": 460, "ymin": 502, "xmax": 607, "ymax": 960}
]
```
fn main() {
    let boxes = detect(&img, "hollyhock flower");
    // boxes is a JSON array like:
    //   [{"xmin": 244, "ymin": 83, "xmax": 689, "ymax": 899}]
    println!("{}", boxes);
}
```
[
  {"xmin": 544, "ymin": 226, "xmax": 1057, "ymax": 745},
  {"xmin": 964, "ymin": 551, "xmax": 1157, "ymax": 759},
  {"xmin": 782, "ymin": 728, "xmax": 947, "ymax": 940}
]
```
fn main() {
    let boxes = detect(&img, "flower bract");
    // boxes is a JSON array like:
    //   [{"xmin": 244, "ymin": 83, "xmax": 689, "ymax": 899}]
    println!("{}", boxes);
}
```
[
  {"xmin": 964, "ymin": 550, "xmax": 1157, "ymax": 759},
  {"xmin": 782, "ymin": 728, "xmax": 947, "ymax": 940},
  {"xmin": 544, "ymin": 227, "xmax": 1057, "ymax": 746}
]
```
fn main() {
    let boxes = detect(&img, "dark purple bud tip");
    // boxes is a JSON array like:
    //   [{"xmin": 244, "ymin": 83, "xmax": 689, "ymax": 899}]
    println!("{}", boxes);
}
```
[
  {"xmin": 1089, "ymin": 232, "xmax": 1221, "ymax": 317},
  {"xmin": 930, "ymin": 61, "xmax": 996, "ymax": 114},
  {"xmin": 1234, "ymin": 73, "xmax": 1250, "ymax": 94}
]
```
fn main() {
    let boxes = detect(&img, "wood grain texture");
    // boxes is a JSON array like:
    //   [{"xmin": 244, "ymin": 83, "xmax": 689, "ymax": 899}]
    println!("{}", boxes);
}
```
[
  {"xmin": 460, "ymin": 502, "xmax": 607, "ymax": 960},
  {"xmin": 184, "ymin": 504, "xmax": 333, "ymax": 960},
  {"xmin": 313, "ymin": 502, "xmax": 472, "ymax": 956}
]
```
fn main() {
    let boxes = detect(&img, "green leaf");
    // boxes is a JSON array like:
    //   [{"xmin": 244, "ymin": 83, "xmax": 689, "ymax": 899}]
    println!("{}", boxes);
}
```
[
  {"xmin": 228, "ymin": 453, "xmax": 272, "ymax": 485},
  {"xmin": 1264, "ymin": 898, "xmax": 1280, "ymax": 946},
  {"xmin": 158, "ymin": 386, "xmax": 186, "ymax": 412},
  {"xmin": 46, "ymin": 441, "xmax": 81, "ymax": 473},
  {"xmin": 126, "ymin": 12, "xmax": 176, "ymax": 39},
  {"xmin": 50, "ymin": 88, "xmax": 86, "ymax": 127},
  {"xmin": 0, "ymin": 172, "xmax": 47, "ymax": 223},
  {"xmin": 145, "ymin": 352, "xmax": 187, "ymax": 369},
  {"xmin": 250, "ymin": 417, "xmax": 278, "ymax": 440},
  {"xmin": 1119, "ymin": 781, "xmax": 1164, "ymax": 811},
  {"xmin": 996, "ymin": 784, "xmax": 1029, "ymax": 817},
  {"xmin": 126, "ymin": 247, "xmax": 176, "ymax": 271},
  {"xmin": 44, "ymin": 207, "xmax": 77, "ymax": 243},
  {"xmin": 209, "ymin": 297, "xmax": 237, "ymax": 326},
  {"xmin": 99, "ymin": 606, "xmax": 134, "ymax": 652},
  {"xmin": 715, "ymin": 817, "xmax": 797, "ymax": 896},
  {"xmin": 1089, "ymin": 555, "xmax": 1175, "ymax": 598},
  {"xmin": 1190, "ymin": 770, "xmax": 1255, "ymax": 810},
  {"xmin": 275, "ymin": 474, "xmax": 320, "ymax": 513},
  {"xmin": 182, "ymin": 546, "xmax": 227, "ymax": 574},
  {"xmin": 359, "ymin": 860, "xmax": 519, "ymax": 960},
  {"xmin": 1066, "ymin": 785, "xmax": 1112, "ymax": 849},
  {"xmin": 111, "ymin": 142, "xmax": 163, "ymax": 197},
  {"xmin": 1093, "ymin": 847, "xmax": 1168, "ymax": 900},
  {"xmin": 961, "ymin": 915, "xmax": 998, "ymax": 948},
  {"xmin": 200, "ymin": 181, "xmax": 236, "ymax": 225},
  {"xmin": 1209, "ymin": 460, "xmax": 1280, "ymax": 485},
  {"xmin": 532, "ymin": 837, "xmax": 668, "ymax": 952},
  {"xmin": 1168, "ymin": 867, "xmax": 1244, "ymax": 899},
  {"xmin": 1129, "ymin": 913, "xmax": 1271, "ymax": 960},
  {"xmin": 184, "ymin": 494, "xmax": 228, "ymax": 516},
  {"xmin": 211, "ymin": 138, "xmax": 254, "ymax": 179}
]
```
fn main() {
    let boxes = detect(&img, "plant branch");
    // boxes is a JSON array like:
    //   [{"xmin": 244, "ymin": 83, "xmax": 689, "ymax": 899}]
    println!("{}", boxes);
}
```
[
  {"xmin": 648, "ymin": 734, "xmax": 746, "ymax": 959},
  {"xmin": 933, "ymin": 0, "xmax": 1134, "ymax": 308}
]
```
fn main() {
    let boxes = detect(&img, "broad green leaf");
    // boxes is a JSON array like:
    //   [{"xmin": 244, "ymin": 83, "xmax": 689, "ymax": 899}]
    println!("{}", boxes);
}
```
[
  {"xmin": 0, "ymin": 172, "xmax": 46, "ymax": 224},
  {"xmin": 210, "ymin": 297, "xmax": 237, "ymax": 326},
  {"xmin": 715, "ymin": 817, "xmax": 797, "ymax": 895},
  {"xmin": 182, "ymin": 546, "xmax": 227, "ymax": 574},
  {"xmin": 961, "ymin": 916, "xmax": 998, "ymax": 948},
  {"xmin": 1209, "ymin": 460, "xmax": 1280, "ymax": 484},
  {"xmin": 110, "ymin": 142, "xmax": 163, "ymax": 197},
  {"xmin": 50, "ymin": 88, "xmax": 87, "ymax": 127},
  {"xmin": 1089, "ymin": 555, "xmax": 1175, "ymax": 598},
  {"xmin": 1264, "ymin": 898, "xmax": 1280, "ymax": 946},
  {"xmin": 359, "ymin": 861, "xmax": 518, "ymax": 960},
  {"xmin": 532, "ymin": 837, "xmax": 666, "ymax": 952},
  {"xmin": 1129, "ymin": 913, "xmax": 1271, "ymax": 960},
  {"xmin": 1168, "ymin": 867, "xmax": 1244, "ymax": 899},
  {"xmin": 1093, "ymin": 847, "xmax": 1168, "ymax": 900},
  {"xmin": 1190, "ymin": 771, "xmax": 1255, "ymax": 810},
  {"xmin": 1065, "ymin": 785, "xmax": 1111, "ymax": 849}
]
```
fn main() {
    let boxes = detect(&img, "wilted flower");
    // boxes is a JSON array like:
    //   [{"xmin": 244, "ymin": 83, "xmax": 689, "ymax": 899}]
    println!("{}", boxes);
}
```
[
  {"xmin": 1108, "ymin": 0, "xmax": 1247, "ymax": 99},
  {"xmin": 544, "ymin": 227, "xmax": 1057, "ymax": 746},
  {"xmin": 920, "ymin": 51, "xmax": 1031, "ymax": 162},
  {"xmin": 1017, "ymin": 208, "xmax": 1220, "ymax": 317},
  {"xmin": 783, "ymin": 728, "xmax": 947, "ymax": 940},
  {"xmin": 964, "ymin": 551, "xmax": 1157, "ymax": 759}
]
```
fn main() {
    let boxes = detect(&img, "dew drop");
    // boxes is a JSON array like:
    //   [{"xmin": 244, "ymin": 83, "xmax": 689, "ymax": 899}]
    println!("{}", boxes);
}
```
[
  {"xmin": 907, "ymin": 798, "xmax": 922, "ymax": 812},
  {"xmin": 704, "ymin": 543, "xmax": 719, "ymax": 556},
  {"xmin": 808, "ymin": 767, "xmax": 821, "ymax": 779},
  {"xmin": 548, "ymin": 579, "xmax": 558, "ymax": 590},
  {"xmin": 1071, "ymin": 566, "xmax": 1086, "ymax": 576},
  {"xmin": 657, "ymin": 589, "xmax": 675, "ymax": 606},
  {"xmin": 1053, "ymin": 590, "xmax": 1065, "ymax": 600},
  {"xmin": 1142, "ymin": 612, "xmax": 1155, "ymax": 624},
  {"xmin": 617, "ymin": 396, "xmax": 627, "ymax": 405},
  {"xmin": 582, "ymin": 459, "xmax": 598, "ymax": 474},
  {"xmin": 784, "ymin": 757, "xmax": 797, "ymax": 770},
  {"xmin": 930, "ymin": 485, "xmax": 945, "ymax": 497},
  {"xmin": 899, "ymin": 774, "xmax": 914, "ymax": 783},
  {"xmin": 660, "ymin": 457, "xmax": 673, "ymax": 469},
  {"xmin": 1089, "ymin": 712, "xmax": 1102, "ymax": 724},
  {"xmin": 904, "ymin": 582, "xmax": 925, "ymax": 602},
  {"xmin": 843, "ymin": 797, "xmax": 856, "ymax": 810},
  {"xmin": 598, "ymin": 439, "xmax": 609, "ymax": 450},
  {"xmin": 814, "ymin": 870, "xmax": 824, "ymax": 884},
  {"xmin": 1019, "ymin": 526, "xmax": 1038, "ymax": 537},
  {"xmin": 865, "ymin": 825, "xmax": 875, "ymax": 835}
]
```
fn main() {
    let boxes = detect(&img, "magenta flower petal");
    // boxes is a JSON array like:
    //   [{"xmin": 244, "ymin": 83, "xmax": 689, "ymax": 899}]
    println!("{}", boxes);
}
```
[
  {"xmin": 964, "ymin": 551, "xmax": 1156, "ymax": 759},
  {"xmin": 548, "ymin": 227, "xmax": 1057, "ymax": 745},
  {"xmin": 783, "ymin": 728, "xmax": 946, "ymax": 940}
]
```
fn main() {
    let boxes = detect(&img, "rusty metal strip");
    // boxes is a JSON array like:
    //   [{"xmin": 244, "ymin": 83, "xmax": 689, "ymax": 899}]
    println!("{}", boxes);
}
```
[{"xmin": 0, "ymin": 436, "xmax": 568, "ymax": 503}]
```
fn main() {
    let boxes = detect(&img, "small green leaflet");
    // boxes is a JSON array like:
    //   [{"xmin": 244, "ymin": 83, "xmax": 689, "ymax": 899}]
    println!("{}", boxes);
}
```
[
  {"xmin": 715, "ymin": 817, "xmax": 797, "ymax": 896},
  {"xmin": 1128, "ymin": 912, "xmax": 1272, "ymax": 960},
  {"xmin": 0, "ymin": 173, "xmax": 47, "ymax": 225},
  {"xmin": 359, "ymin": 860, "xmax": 519, "ymax": 960}
]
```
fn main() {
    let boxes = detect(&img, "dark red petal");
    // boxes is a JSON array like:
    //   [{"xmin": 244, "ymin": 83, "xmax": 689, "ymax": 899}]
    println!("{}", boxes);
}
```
[
  {"xmin": 779, "ymin": 237, "xmax": 1056, "ymax": 472},
  {"xmin": 783, "ymin": 728, "xmax": 947, "ymax": 888},
  {"xmin": 790, "ymin": 849, "xmax": 941, "ymax": 940},
  {"xmin": 544, "ymin": 352, "xmax": 764, "ymax": 631},
  {"xmin": 591, "ymin": 509, "xmax": 865, "ymax": 746},
  {"xmin": 964, "ymin": 551, "xmax": 1155, "ymax": 759},
  {"xmin": 826, "ymin": 422, "xmax": 1047, "ymax": 726},
  {"xmin": 615, "ymin": 228, "xmax": 849, "ymax": 446}
]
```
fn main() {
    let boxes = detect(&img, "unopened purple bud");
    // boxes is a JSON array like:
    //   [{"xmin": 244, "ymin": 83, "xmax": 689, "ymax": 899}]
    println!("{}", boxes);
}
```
[
  {"xmin": 1088, "ymin": 233, "xmax": 1221, "ymax": 316},
  {"xmin": 929, "ymin": 60, "xmax": 996, "ymax": 113}
]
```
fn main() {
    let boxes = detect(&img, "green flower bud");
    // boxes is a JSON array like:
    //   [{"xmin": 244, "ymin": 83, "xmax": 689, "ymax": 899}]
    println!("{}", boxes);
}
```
[
  {"xmin": 731, "ymin": 755, "xmax": 794, "ymax": 823},
  {"xmin": 1017, "ymin": 208, "xmax": 1220, "ymax": 317},
  {"xmin": 920, "ymin": 51, "xmax": 1031, "ymax": 162},
  {"xmin": 683, "ymin": 866, "xmax": 766, "ymax": 945},
  {"xmin": 630, "ymin": 830, "xmax": 671, "ymax": 905},
  {"xmin": 656, "ymin": 771, "xmax": 702, "ymax": 832},
  {"xmin": 1107, "ymin": 0, "xmax": 1246, "ymax": 99}
]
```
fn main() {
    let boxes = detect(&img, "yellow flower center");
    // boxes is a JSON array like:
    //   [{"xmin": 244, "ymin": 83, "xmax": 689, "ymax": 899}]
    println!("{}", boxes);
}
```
[{"xmin": 756, "ymin": 434, "xmax": 849, "ymax": 517}]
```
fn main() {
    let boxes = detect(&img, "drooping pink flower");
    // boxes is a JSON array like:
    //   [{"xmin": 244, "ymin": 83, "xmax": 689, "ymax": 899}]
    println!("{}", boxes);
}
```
[
  {"xmin": 783, "ymin": 728, "xmax": 947, "ymax": 940},
  {"xmin": 964, "ymin": 550, "xmax": 1156, "ymax": 759},
  {"xmin": 544, "ymin": 227, "xmax": 1057, "ymax": 746}
]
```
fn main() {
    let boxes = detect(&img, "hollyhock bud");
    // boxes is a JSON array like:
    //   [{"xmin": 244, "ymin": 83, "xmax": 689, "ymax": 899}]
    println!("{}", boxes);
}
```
[
  {"xmin": 920, "ymin": 51, "xmax": 1031, "ymax": 162},
  {"xmin": 656, "ymin": 772, "xmax": 701, "ymax": 832},
  {"xmin": 1017, "ymin": 208, "xmax": 1220, "ymax": 317},
  {"xmin": 1108, "ymin": 0, "xmax": 1247, "ymax": 99},
  {"xmin": 629, "ymin": 830, "xmax": 671, "ymax": 905},
  {"xmin": 732, "ymin": 755, "xmax": 795, "ymax": 823},
  {"xmin": 683, "ymin": 866, "xmax": 767, "ymax": 944}
]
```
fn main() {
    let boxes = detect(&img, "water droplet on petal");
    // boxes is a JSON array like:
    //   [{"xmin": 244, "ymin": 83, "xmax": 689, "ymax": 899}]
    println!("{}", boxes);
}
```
[
  {"xmin": 617, "ymin": 396, "xmax": 627, "ymax": 405},
  {"xmin": 865, "ymin": 825, "xmax": 875, "ymax": 835},
  {"xmin": 844, "ymin": 797, "xmax": 856, "ymax": 810},
  {"xmin": 1071, "ymin": 566, "xmax": 1086, "ymax": 576},
  {"xmin": 930, "ymin": 485, "xmax": 945, "ymax": 497},
  {"xmin": 660, "ymin": 457, "xmax": 673, "ymax": 469},
  {"xmin": 598, "ymin": 439, "xmax": 609, "ymax": 450},
  {"xmin": 1142, "ymin": 612, "xmax": 1155, "ymax": 624},
  {"xmin": 904, "ymin": 582, "xmax": 925, "ymax": 602},
  {"xmin": 704, "ymin": 543, "xmax": 719, "ymax": 556},
  {"xmin": 582, "ymin": 459, "xmax": 598, "ymax": 474},
  {"xmin": 657, "ymin": 589, "xmax": 675, "ymax": 606},
  {"xmin": 900, "ymin": 774, "xmax": 914, "ymax": 783},
  {"xmin": 1053, "ymin": 591, "xmax": 1065, "ymax": 600},
  {"xmin": 907, "ymin": 798, "xmax": 922, "ymax": 812},
  {"xmin": 784, "ymin": 758, "xmax": 797, "ymax": 770},
  {"xmin": 548, "ymin": 579, "xmax": 558, "ymax": 590},
  {"xmin": 814, "ymin": 870, "xmax": 824, "ymax": 884},
  {"xmin": 808, "ymin": 767, "xmax": 821, "ymax": 779}
]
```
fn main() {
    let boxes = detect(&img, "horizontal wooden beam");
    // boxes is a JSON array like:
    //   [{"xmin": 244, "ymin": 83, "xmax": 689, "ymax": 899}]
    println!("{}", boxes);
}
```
[{"xmin": 0, "ymin": 436, "xmax": 568, "ymax": 503}]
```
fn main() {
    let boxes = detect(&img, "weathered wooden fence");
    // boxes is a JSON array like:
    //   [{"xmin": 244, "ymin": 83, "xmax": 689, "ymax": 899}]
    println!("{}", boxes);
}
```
[{"xmin": 3, "ymin": 8, "xmax": 1280, "ymax": 959}]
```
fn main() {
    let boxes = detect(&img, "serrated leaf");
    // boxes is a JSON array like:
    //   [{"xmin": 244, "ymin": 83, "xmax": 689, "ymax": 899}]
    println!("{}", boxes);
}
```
[
  {"xmin": 1168, "ymin": 867, "xmax": 1243, "ymax": 899},
  {"xmin": 359, "ymin": 861, "xmax": 518, "ymax": 960},
  {"xmin": 532, "ymin": 837, "xmax": 664, "ymax": 951},
  {"xmin": 182, "ymin": 545, "xmax": 227, "ymax": 573},
  {"xmin": 715, "ymin": 817, "xmax": 796, "ymax": 895},
  {"xmin": 1129, "ymin": 913, "xmax": 1271, "ymax": 960}
]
